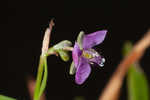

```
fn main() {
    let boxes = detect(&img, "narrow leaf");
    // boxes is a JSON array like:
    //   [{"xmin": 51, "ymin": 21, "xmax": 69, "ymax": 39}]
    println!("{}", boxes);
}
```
[
  {"xmin": 123, "ymin": 41, "xmax": 150, "ymax": 100},
  {"xmin": 0, "ymin": 95, "xmax": 16, "ymax": 100},
  {"xmin": 127, "ymin": 65, "xmax": 149, "ymax": 100}
]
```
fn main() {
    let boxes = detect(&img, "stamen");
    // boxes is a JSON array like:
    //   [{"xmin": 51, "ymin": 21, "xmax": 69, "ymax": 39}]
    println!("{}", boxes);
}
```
[{"xmin": 82, "ymin": 51, "xmax": 93, "ymax": 59}]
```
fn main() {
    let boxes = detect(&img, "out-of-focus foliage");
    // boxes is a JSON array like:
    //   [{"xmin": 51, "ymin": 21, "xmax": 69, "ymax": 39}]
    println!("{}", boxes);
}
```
[
  {"xmin": 0, "ymin": 95, "xmax": 16, "ymax": 100},
  {"xmin": 123, "ymin": 41, "xmax": 150, "ymax": 100},
  {"xmin": 127, "ymin": 65, "xmax": 149, "ymax": 100},
  {"xmin": 73, "ymin": 96, "xmax": 85, "ymax": 100}
]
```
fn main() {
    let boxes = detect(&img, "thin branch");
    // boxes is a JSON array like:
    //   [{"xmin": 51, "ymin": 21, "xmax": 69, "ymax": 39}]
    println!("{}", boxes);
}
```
[{"xmin": 99, "ymin": 29, "xmax": 150, "ymax": 100}]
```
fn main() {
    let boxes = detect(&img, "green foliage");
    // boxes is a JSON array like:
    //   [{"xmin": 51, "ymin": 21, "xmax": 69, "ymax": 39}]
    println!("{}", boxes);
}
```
[
  {"xmin": 123, "ymin": 41, "xmax": 150, "ymax": 100},
  {"xmin": 122, "ymin": 41, "xmax": 133, "ymax": 57},
  {"xmin": 127, "ymin": 65, "xmax": 149, "ymax": 100},
  {"xmin": 0, "ymin": 95, "xmax": 16, "ymax": 100},
  {"xmin": 73, "ymin": 96, "xmax": 85, "ymax": 100}
]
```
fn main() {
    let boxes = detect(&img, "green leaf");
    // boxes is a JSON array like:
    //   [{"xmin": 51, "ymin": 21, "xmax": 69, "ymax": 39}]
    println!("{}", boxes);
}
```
[
  {"xmin": 127, "ymin": 65, "xmax": 150, "ymax": 100},
  {"xmin": 58, "ymin": 50, "xmax": 70, "ymax": 62},
  {"xmin": 77, "ymin": 31, "xmax": 85, "ymax": 50},
  {"xmin": 0, "ymin": 95, "xmax": 16, "ymax": 100},
  {"xmin": 69, "ymin": 61, "xmax": 76, "ymax": 75},
  {"xmin": 123, "ymin": 41, "xmax": 150, "ymax": 100},
  {"xmin": 122, "ymin": 41, "xmax": 133, "ymax": 57}
]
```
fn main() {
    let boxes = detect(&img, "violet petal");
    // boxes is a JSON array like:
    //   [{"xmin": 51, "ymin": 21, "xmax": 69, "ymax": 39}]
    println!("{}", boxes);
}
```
[
  {"xmin": 83, "ymin": 30, "xmax": 107, "ymax": 49},
  {"xmin": 72, "ymin": 42, "xmax": 82, "ymax": 68},
  {"xmin": 75, "ymin": 57, "xmax": 91, "ymax": 85},
  {"xmin": 89, "ymin": 56, "xmax": 103, "ymax": 66}
]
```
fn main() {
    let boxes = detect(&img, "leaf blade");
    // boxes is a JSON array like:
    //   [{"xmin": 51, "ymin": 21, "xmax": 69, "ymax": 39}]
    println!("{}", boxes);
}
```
[
  {"xmin": 0, "ymin": 95, "xmax": 16, "ymax": 100},
  {"xmin": 127, "ymin": 65, "xmax": 149, "ymax": 100},
  {"xmin": 123, "ymin": 41, "xmax": 150, "ymax": 100}
]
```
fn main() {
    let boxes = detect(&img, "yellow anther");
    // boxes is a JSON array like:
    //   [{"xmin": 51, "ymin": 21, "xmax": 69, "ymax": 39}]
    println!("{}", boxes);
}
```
[{"xmin": 82, "ymin": 51, "xmax": 93, "ymax": 59}]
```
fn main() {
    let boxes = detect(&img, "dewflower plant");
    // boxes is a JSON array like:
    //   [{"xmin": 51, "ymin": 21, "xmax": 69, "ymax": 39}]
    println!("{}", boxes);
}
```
[
  {"xmin": 32, "ymin": 19, "xmax": 107, "ymax": 100},
  {"xmin": 1, "ymin": 19, "xmax": 150, "ymax": 100}
]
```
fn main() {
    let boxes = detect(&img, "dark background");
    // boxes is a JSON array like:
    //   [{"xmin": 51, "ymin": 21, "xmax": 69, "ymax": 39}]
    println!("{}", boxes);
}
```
[{"xmin": 6, "ymin": 0, "xmax": 150, "ymax": 100}]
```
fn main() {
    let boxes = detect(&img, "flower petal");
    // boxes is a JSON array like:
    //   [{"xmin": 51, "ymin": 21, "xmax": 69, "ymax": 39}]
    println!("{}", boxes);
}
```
[
  {"xmin": 83, "ymin": 30, "xmax": 107, "ymax": 49},
  {"xmin": 75, "ymin": 57, "xmax": 91, "ymax": 85},
  {"xmin": 72, "ymin": 42, "xmax": 82, "ymax": 68}
]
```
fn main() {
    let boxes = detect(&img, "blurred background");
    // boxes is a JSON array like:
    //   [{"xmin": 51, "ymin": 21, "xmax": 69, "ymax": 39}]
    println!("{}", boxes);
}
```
[{"xmin": 6, "ymin": 0, "xmax": 150, "ymax": 100}]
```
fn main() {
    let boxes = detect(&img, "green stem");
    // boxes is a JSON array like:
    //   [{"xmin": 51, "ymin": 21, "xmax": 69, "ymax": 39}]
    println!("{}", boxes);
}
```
[
  {"xmin": 38, "ymin": 57, "xmax": 48, "ymax": 99},
  {"xmin": 33, "ymin": 47, "xmax": 73, "ymax": 100},
  {"xmin": 33, "ymin": 56, "xmax": 45, "ymax": 100}
]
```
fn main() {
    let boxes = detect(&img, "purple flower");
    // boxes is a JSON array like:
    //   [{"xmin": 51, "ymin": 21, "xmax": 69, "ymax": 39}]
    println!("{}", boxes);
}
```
[{"xmin": 72, "ymin": 30, "xmax": 107, "ymax": 85}]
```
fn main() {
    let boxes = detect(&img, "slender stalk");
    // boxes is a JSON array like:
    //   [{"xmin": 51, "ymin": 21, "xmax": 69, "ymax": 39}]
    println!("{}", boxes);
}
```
[
  {"xmin": 38, "ymin": 57, "xmax": 48, "ymax": 99},
  {"xmin": 34, "ymin": 56, "xmax": 45, "ymax": 100}
]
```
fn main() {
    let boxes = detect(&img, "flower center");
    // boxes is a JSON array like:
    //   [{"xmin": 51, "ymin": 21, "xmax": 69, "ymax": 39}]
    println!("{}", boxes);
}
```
[
  {"xmin": 82, "ymin": 51, "xmax": 93, "ymax": 59},
  {"xmin": 82, "ymin": 49, "xmax": 99, "ymax": 59},
  {"xmin": 82, "ymin": 49, "xmax": 105, "ymax": 67}
]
